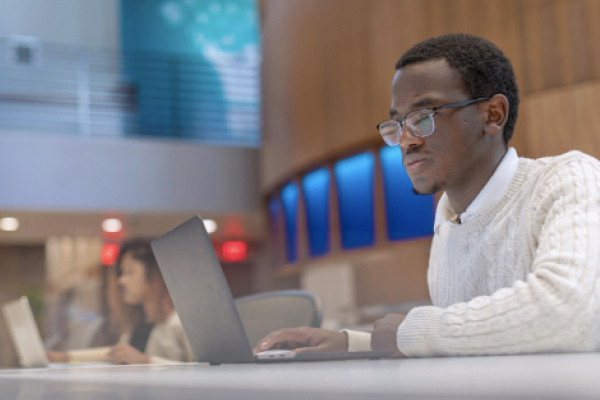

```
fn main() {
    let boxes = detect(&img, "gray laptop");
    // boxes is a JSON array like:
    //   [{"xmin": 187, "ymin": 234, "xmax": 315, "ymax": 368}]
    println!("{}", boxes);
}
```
[{"xmin": 151, "ymin": 215, "xmax": 393, "ymax": 365}]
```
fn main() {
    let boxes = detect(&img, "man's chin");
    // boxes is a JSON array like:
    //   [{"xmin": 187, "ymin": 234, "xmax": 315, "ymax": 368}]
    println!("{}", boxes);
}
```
[{"xmin": 412, "ymin": 183, "xmax": 441, "ymax": 196}]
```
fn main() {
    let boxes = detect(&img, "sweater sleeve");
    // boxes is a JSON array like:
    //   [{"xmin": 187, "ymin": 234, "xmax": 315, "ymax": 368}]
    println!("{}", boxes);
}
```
[
  {"xmin": 340, "ymin": 330, "xmax": 372, "ymax": 352},
  {"xmin": 397, "ymin": 156, "xmax": 600, "ymax": 357},
  {"xmin": 68, "ymin": 347, "xmax": 111, "ymax": 362}
]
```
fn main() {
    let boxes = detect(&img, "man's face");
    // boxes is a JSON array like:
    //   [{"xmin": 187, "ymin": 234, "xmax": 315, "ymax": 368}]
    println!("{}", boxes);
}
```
[{"xmin": 390, "ymin": 59, "xmax": 487, "ymax": 195}]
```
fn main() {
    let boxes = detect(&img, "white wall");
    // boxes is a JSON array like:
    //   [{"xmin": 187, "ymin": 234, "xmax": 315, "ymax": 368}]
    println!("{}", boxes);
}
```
[
  {"xmin": 0, "ymin": 131, "xmax": 260, "ymax": 213},
  {"xmin": 0, "ymin": 0, "xmax": 119, "ymax": 48}
]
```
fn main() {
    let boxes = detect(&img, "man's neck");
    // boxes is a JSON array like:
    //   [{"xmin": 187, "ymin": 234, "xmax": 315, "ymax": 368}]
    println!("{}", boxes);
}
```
[{"xmin": 446, "ymin": 147, "xmax": 508, "ymax": 215}]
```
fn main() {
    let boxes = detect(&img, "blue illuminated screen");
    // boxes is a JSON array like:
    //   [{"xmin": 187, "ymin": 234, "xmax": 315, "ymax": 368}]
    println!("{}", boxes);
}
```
[
  {"xmin": 281, "ymin": 182, "xmax": 299, "ymax": 263},
  {"xmin": 302, "ymin": 167, "xmax": 331, "ymax": 257},
  {"xmin": 334, "ymin": 152, "xmax": 375, "ymax": 249},
  {"xmin": 379, "ymin": 146, "xmax": 434, "ymax": 240}
]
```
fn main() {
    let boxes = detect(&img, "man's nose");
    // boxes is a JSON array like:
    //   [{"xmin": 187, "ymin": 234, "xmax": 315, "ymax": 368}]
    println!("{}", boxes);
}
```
[{"xmin": 398, "ymin": 127, "xmax": 424, "ymax": 152}]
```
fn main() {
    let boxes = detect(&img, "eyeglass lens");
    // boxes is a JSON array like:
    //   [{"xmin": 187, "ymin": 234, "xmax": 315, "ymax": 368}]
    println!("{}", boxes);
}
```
[{"xmin": 379, "ymin": 111, "xmax": 435, "ymax": 146}]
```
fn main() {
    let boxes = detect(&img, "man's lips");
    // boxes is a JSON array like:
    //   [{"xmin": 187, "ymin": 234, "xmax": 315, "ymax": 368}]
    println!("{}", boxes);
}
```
[{"xmin": 403, "ymin": 157, "xmax": 429, "ymax": 173}]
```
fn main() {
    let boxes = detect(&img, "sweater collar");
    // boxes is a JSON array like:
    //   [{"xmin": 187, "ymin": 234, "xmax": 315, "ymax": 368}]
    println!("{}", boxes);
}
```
[{"xmin": 434, "ymin": 147, "xmax": 519, "ymax": 233}]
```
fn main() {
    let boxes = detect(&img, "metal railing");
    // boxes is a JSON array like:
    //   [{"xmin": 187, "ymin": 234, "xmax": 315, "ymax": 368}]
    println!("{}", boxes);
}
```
[{"xmin": 0, "ymin": 37, "xmax": 261, "ymax": 146}]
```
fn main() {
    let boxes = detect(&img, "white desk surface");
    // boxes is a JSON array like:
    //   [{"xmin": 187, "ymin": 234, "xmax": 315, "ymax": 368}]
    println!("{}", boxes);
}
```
[{"xmin": 0, "ymin": 352, "xmax": 599, "ymax": 400}]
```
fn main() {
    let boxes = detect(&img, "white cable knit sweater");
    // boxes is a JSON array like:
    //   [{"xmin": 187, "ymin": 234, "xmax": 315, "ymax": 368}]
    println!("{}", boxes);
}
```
[{"xmin": 346, "ymin": 151, "xmax": 600, "ymax": 357}]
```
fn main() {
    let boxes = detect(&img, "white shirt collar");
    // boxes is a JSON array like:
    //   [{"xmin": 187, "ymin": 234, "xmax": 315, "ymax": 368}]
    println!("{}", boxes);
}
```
[{"xmin": 433, "ymin": 147, "xmax": 519, "ymax": 232}]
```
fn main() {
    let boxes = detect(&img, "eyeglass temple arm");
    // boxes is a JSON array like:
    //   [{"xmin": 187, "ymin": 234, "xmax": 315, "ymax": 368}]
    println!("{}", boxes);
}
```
[{"xmin": 433, "ymin": 97, "xmax": 491, "ymax": 111}]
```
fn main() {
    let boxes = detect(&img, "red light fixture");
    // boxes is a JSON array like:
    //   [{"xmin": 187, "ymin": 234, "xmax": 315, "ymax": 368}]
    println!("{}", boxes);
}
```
[
  {"xmin": 101, "ymin": 243, "xmax": 120, "ymax": 266},
  {"xmin": 211, "ymin": 240, "xmax": 223, "ymax": 261},
  {"xmin": 222, "ymin": 241, "xmax": 247, "ymax": 262}
]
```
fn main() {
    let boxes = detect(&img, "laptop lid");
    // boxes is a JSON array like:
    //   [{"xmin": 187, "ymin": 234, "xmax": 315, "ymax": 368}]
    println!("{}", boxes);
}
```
[
  {"xmin": 2, "ymin": 297, "xmax": 49, "ymax": 368},
  {"xmin": 151, "ymin": 215, "xmax": 255, "ymax": 364}
]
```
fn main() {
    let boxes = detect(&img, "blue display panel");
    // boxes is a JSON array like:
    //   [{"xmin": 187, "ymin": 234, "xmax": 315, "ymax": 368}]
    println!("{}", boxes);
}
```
[
  {"xmin": 334, "ymin": 152, "xmax": 375, "ymax": 249},
  {"xmin": 379, "ymin": 146, "xmax": 434, "ymax": 240},
  {"xmin": 302, "ymin": 168, "xmax": 331, "ymax": 257},
  {"xmin": 268, "ymin": 195, "xmax": 285, "ymax": 265},
  {"xmin": 281, "ymin": 182, "xmax": 300, "ymax": 263},
  {"xmin": 121, "ymin": 0, "xmax": 261, "ymax": 146},
  {"xmin": 269, "ymin": 196, "xmax": 282, "ymax": 225}
]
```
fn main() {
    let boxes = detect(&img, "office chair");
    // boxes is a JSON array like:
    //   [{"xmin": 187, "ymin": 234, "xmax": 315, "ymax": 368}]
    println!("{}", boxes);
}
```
[{"xmin": 235, "ymin": 290, "xmax": 323, "ymax": 347}]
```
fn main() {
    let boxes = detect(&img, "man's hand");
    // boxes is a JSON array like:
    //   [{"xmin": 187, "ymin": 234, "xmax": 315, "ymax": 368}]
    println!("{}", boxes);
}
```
[
  {"xmin": 371, "ymin": 313, "xmax": 406, "ymax": 357},
  {"xmin": 46, "ymin": 351, "xmax": 69, "ymax": 363},
  {"xmin": 108, "ymin": 343, "xmax": 150, "ymax": 365},
  {"xmin": 253, "ymin": 327, "xmax": 349, "ymax": 354}
]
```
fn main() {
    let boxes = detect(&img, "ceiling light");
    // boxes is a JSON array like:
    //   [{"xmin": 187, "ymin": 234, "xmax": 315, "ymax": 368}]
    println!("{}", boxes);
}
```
[
  {"xmin": 102, "ymin": 218, "xmax": 122, "ymax": 233},
  {"xmin": 203, "ymin": 219, "xmax": 217, "ymax": 234},
  {"xmin": 0, "ymin": 217, "xmax": 19, "ymax": 232}
]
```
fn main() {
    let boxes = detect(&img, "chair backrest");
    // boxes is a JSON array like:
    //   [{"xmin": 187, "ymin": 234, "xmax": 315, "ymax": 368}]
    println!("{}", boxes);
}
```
[{"xmin": 235, "ymin": 290, "xmax": 323, "ymax": 347}]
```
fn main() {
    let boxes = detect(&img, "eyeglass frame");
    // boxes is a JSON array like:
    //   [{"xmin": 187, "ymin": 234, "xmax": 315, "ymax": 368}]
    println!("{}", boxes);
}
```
[{"xmin": 376, "ymin": 97, "xmax": 491, "ymax": 143}]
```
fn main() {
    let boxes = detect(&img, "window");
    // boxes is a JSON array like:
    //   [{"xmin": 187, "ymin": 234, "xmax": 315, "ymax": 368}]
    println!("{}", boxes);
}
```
[
  {"xmin": 268, "ymin": 195, "xmax": 285, "ymax": 265},
  {"xmin": 379, "ymin": 146, "xmax": 434, "ymax": 240},
  {"xmin": 281, "ymin": 182, "xmax": 300, "ymax": 263},
  {"xmin": 302, "ymin": 167, "xmax": 331, "ymax": 257},
  {"xmin": 334, "ymin": 152, "xmax": 375, "ymax": 249}
]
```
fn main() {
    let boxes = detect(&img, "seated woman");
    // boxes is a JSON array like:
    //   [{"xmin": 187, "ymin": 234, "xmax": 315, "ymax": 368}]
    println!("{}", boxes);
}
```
[{"xmin": 48, "ymin": 238, "xmax": 193, "ymax": 364}]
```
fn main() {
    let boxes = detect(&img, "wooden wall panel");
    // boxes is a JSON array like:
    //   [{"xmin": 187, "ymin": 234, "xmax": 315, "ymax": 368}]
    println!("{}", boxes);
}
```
[
  {"xmin": 522, "ymin": 80, "xmax": 600, "ymax": 160},
  {"xmin": 287, "ymin": 1, "xmax": 327, "ymax": 171},
  {"xmin": 569, "ymin": 0, "xmax": 595, "ymax": 82},
  {"xmin": 587, "ymin": 0, "xmax": 600, "ymax": 80},
  {"xmin": 515, "ymin": 0, "xmax": 600, "ymax": 93},
  {"xmin": 260, "ymin": 0, "xmax": 294, "ymax": 190}
]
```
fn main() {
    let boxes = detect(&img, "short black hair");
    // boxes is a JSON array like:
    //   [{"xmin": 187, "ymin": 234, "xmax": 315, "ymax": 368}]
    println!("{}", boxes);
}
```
[
  {"xmin": 115, "ymin": 237, "xmax": 160, "ymax": 281},
  {"xmin": 397, "ymin": 33, "xmax": 519, "ymax": 143}
]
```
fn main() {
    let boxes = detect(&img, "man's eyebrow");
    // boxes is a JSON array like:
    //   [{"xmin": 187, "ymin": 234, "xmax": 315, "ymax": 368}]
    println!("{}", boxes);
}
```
[
  {"xmin": 389, "ymin": 97, "xmax": 441, "ymax": 119},
  {"xmin": 411, "ymin": 97, "xmax": 440, "ymax": 109}
]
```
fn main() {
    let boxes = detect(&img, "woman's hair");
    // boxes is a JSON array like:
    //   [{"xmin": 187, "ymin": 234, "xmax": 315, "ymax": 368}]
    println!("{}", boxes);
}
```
[
  {"xmin": 115, "ymin": 238, "xmax": 160, "ymax": 281},
  {"xmin": 114, "ymin": 238, "xmax": 174, "ymax": 324}
]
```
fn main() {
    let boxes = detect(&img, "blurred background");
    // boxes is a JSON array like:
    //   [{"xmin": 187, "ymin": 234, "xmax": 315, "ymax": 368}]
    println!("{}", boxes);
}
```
[{"xmin": 0, "ymin": 0, "xmax": 599, "ymax": 368}]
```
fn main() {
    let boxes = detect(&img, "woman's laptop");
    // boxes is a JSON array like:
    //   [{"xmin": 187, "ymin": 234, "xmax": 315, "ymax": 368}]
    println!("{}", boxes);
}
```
[
  {"xmin": 151, "ymin": 215, "xmax": 393, "ymax": 365},
  {"xmin": 2, "ymin": 297, "xmax": 113, "ymax": 369},
  {"xmin": 2, "ymin": 297, "xmax": 49, "ymax": 368}
]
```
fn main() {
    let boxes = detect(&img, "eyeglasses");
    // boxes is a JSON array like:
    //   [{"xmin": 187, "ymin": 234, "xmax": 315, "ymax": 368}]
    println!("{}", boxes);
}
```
[{"xmin": 377, "ymin": 98, "xmax": 490, "ymax": 146}]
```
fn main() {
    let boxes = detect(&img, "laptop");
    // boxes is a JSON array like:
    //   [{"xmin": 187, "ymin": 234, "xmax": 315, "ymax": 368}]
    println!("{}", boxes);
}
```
[
  {"xmin": 151, "ymin": 215, "xmax": 393, "ymax": 365},
  {"xmin": 2, "ymin": 297, "xmax": 49, "ymax": 368}
]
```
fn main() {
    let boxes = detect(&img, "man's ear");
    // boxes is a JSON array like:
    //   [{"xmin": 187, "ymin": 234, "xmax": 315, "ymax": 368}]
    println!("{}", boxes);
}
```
[{"xmin": 483, "ymin": 94, "xmax": 509, "ymax": 136}]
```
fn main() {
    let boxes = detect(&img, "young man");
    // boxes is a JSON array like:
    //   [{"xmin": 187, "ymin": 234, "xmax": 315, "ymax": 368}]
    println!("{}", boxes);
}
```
[{"xmin": 255, "ymin": 33, "xmax": 600, "ymax": 357}]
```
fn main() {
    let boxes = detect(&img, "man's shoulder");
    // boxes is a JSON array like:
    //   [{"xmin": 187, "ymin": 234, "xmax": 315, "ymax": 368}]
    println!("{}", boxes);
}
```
[
  {"xmin": 525, "ymin": 151, "xmax": 600, "ymax": 178},
  {"xmin": 510, "ymin": 151, "xmax": 600, "ymax": 203},
  {"xmin": 531, "ymin": 150, "xmax": 600, "ymax": 168}
]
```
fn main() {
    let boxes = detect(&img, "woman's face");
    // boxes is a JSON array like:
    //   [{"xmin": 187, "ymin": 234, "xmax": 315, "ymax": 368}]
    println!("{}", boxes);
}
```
[{"xmin": 118, "ymin": 253, "xmax": 148, "ymax": 305}]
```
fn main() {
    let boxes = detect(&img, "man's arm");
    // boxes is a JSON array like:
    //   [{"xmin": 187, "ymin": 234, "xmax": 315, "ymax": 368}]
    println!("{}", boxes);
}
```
[{"xmin": 396, "ymin": 156, "xmax": 600, "ymax": 357}]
